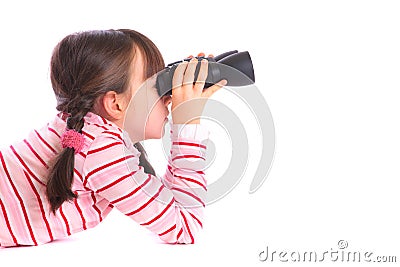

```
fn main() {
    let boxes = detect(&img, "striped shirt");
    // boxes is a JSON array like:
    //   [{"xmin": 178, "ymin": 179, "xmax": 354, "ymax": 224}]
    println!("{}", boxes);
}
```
[{"xmin": 0, "ymin": 111, "xmax": 209, "ymax": 247}]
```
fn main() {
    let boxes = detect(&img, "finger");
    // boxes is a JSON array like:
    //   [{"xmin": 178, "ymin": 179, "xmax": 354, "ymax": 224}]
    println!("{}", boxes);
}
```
[
  {"xmin": 182, "ymin": 57, "xmax": 198, "ymax": 88},
  {"xmin": 194, "ymin": 59, "xmax": 208, "ymax": 92},
  {"xmin": 172, "ymin": 61, "xmax": 189, "ymax": 92},
  {"xmin": 201, "ymin": 79, "xmax": 227, "ymax": 98},
  {"xmin": 207, "ymin": 54, "xmax": 214, "ymax": 58},
  {"xmin": 197, "ymin": 52, "xmax": 205, "ymax": 57},
  {"xmin": 187, "ymin": 55, "xmax": 194, "ymax": 59}
]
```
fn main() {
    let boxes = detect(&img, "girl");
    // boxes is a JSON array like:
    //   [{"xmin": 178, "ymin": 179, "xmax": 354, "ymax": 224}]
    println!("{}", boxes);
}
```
[{"xmin": 0, "ymin": 29, "xmax": 225, "ymax": 247}]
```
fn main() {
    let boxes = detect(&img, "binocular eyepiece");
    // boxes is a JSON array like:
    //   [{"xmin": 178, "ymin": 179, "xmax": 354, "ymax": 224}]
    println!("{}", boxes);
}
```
[{"xmin": 156, "ymin": 50, "xmax": 255, "ymax": 97}]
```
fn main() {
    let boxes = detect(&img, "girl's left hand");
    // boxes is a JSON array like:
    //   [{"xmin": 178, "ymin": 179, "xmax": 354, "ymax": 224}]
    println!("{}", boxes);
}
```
[{"xmin": 170, "ymin": 52, "xmax": 227, "ymax": 124}]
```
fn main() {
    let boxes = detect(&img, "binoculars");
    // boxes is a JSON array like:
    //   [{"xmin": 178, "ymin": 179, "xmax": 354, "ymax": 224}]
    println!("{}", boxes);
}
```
[{"xmin": 156, "ymin": 50, "xmax": 255, "ymax": 97}]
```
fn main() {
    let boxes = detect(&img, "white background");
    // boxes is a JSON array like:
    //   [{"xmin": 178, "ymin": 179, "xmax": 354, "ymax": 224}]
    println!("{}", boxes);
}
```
[{"xmin": 0, "ymin": 0, "xmax": 399, "ymax": 266}]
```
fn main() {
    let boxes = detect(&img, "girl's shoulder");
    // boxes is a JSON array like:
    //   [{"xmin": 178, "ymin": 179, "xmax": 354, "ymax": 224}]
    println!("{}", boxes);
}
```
[
  {"xmin": 83, "ymin": 112, "xmax": 125, "ymax": 141},
  {"xmin": 51, "ymin": 111, "xmax": 126, "ymax": 144},
  {"xmin": 80, "ymin": 112, "xmax": 140, "ymax": 157}
]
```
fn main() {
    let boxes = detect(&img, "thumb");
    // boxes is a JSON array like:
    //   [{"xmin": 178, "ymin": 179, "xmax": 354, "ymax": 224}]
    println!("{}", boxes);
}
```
[{"xmin": 201, "ymin": 79, "xmax": 227, "ymax": 98}]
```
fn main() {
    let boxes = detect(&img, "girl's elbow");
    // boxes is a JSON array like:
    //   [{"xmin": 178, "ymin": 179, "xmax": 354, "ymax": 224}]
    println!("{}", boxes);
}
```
[{"xmin": 158, "ymin": 223, "xmax": 203, "ymax": 245}]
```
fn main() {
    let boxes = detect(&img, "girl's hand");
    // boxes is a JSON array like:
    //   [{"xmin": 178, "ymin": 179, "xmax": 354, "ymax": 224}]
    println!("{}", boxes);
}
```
[{"xmin": 171, "ymin": 53, "xmax": 227, "ymax": 124}]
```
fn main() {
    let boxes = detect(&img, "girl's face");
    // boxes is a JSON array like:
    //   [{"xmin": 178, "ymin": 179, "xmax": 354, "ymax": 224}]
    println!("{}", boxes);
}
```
[{"xmin": 123, "ymin": 49, "xmax": 172, "ymax": 143}]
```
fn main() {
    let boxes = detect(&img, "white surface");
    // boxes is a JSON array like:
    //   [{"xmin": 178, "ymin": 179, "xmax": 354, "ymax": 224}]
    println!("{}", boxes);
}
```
[{"xmin": 0, "ymin": 0, "xmax": 399, "ymax": 266}]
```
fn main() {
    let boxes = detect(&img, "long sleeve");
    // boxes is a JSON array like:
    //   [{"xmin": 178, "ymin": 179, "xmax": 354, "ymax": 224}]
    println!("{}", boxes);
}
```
[{"xmin": 81, "ymin": 123, "xmax": 209, "ymax": 244}]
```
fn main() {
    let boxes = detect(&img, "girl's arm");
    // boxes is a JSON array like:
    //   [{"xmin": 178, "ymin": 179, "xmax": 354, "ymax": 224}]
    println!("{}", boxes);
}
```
[{"xmin": 82, "ymin": 123, "xmax": 209, "ymax": 244}]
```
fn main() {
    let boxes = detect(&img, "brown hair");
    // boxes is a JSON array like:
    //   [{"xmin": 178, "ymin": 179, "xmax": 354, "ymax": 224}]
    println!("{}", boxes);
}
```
[{"xmin": 46, "ymin": 29, "xmax": 165, "ymax": 213}]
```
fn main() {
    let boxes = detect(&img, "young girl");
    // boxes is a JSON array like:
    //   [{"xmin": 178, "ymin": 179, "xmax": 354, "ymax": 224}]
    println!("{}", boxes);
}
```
[{"xmin": 0, "ymin": 29, "xmax": 225, "ymax": 247}]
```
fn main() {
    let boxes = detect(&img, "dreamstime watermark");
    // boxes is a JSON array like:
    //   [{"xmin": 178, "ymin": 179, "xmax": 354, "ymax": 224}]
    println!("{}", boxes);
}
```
[
  {"xmin": 123, "ymin": 62, "xmax": 275, "ymax": 206},
  {"xmin": 259, "ymin": 240, "xmax": 397, "ymax": 263}
]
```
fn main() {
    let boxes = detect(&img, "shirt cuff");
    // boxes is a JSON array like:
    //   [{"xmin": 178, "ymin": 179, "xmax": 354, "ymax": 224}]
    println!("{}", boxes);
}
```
[{"xmin": 170, "ymin": 123, "xmax": 210, "ymax": 145}]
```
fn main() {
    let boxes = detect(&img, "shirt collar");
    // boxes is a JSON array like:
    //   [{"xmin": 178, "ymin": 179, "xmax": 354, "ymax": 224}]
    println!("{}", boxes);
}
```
[
  {"xmin": 83, "ymin": 111, "xmax": 120, "ymax": 128},
  {"xmin": 58, "ymin": 111, "xmax": 120, "ymax": 129},
  {"xmin": 56, "ymin": 111, "xmax": 140, "ymax": 157}
]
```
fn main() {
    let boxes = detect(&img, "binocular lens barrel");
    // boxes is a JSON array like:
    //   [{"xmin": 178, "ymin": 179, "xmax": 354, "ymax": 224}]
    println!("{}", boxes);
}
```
[{"xmin": 156, "ymin": 50, "xmax": 255, "ymax": 97}]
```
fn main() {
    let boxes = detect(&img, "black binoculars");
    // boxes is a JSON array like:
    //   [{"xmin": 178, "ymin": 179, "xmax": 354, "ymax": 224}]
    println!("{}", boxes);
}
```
[{"xmin": 156, "ymin": 50, "xmax": 255, "ymax": 97}]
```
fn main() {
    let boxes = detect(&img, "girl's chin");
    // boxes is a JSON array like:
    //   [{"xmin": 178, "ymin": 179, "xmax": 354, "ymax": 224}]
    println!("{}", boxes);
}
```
[{"xmin": 145, "ymin": 121, "xmax": 168, "ymax": 139}]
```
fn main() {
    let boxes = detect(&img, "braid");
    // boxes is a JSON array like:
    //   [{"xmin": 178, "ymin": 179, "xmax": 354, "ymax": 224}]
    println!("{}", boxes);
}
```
[
  {"xmin": 46, "ymin": 94, "xmax": 94, "ymax": 213},
  {"xmin": 65, "ymin": 94, "xmax": 94, "ymax": 131}
]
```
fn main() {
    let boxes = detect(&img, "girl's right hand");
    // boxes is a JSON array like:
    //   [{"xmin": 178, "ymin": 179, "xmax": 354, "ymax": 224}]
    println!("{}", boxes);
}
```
[{"xmin": 171, "ymin": 53, "xmax": 227, "ymax": 124}]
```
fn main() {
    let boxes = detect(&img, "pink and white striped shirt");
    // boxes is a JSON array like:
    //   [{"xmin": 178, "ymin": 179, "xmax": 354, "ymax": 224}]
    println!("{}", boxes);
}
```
[{"xmin": 0, "ymin": 111, "xmax": 209, "ymax": 247}]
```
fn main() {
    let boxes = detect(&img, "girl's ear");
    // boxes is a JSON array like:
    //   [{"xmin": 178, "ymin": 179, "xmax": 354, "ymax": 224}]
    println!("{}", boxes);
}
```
[{"xmin": 102, "ymin": 91, "xmax": 127, "ymax": 120}]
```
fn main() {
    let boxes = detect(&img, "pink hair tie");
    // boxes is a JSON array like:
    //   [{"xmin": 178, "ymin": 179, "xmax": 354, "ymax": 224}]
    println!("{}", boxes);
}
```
[{"xmin": 61, "ymin": 129, "xmax": 85, "ymax": 154}]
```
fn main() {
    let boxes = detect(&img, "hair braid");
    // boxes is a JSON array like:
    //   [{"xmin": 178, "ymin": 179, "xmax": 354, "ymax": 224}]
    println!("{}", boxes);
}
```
[
  {"xmin": 65, "ymin": 95, "xmax": 94, "ymax": 131},
  {"xmin": 46, "ymin": 96, "xmax": 95, "ymax": 213}
]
